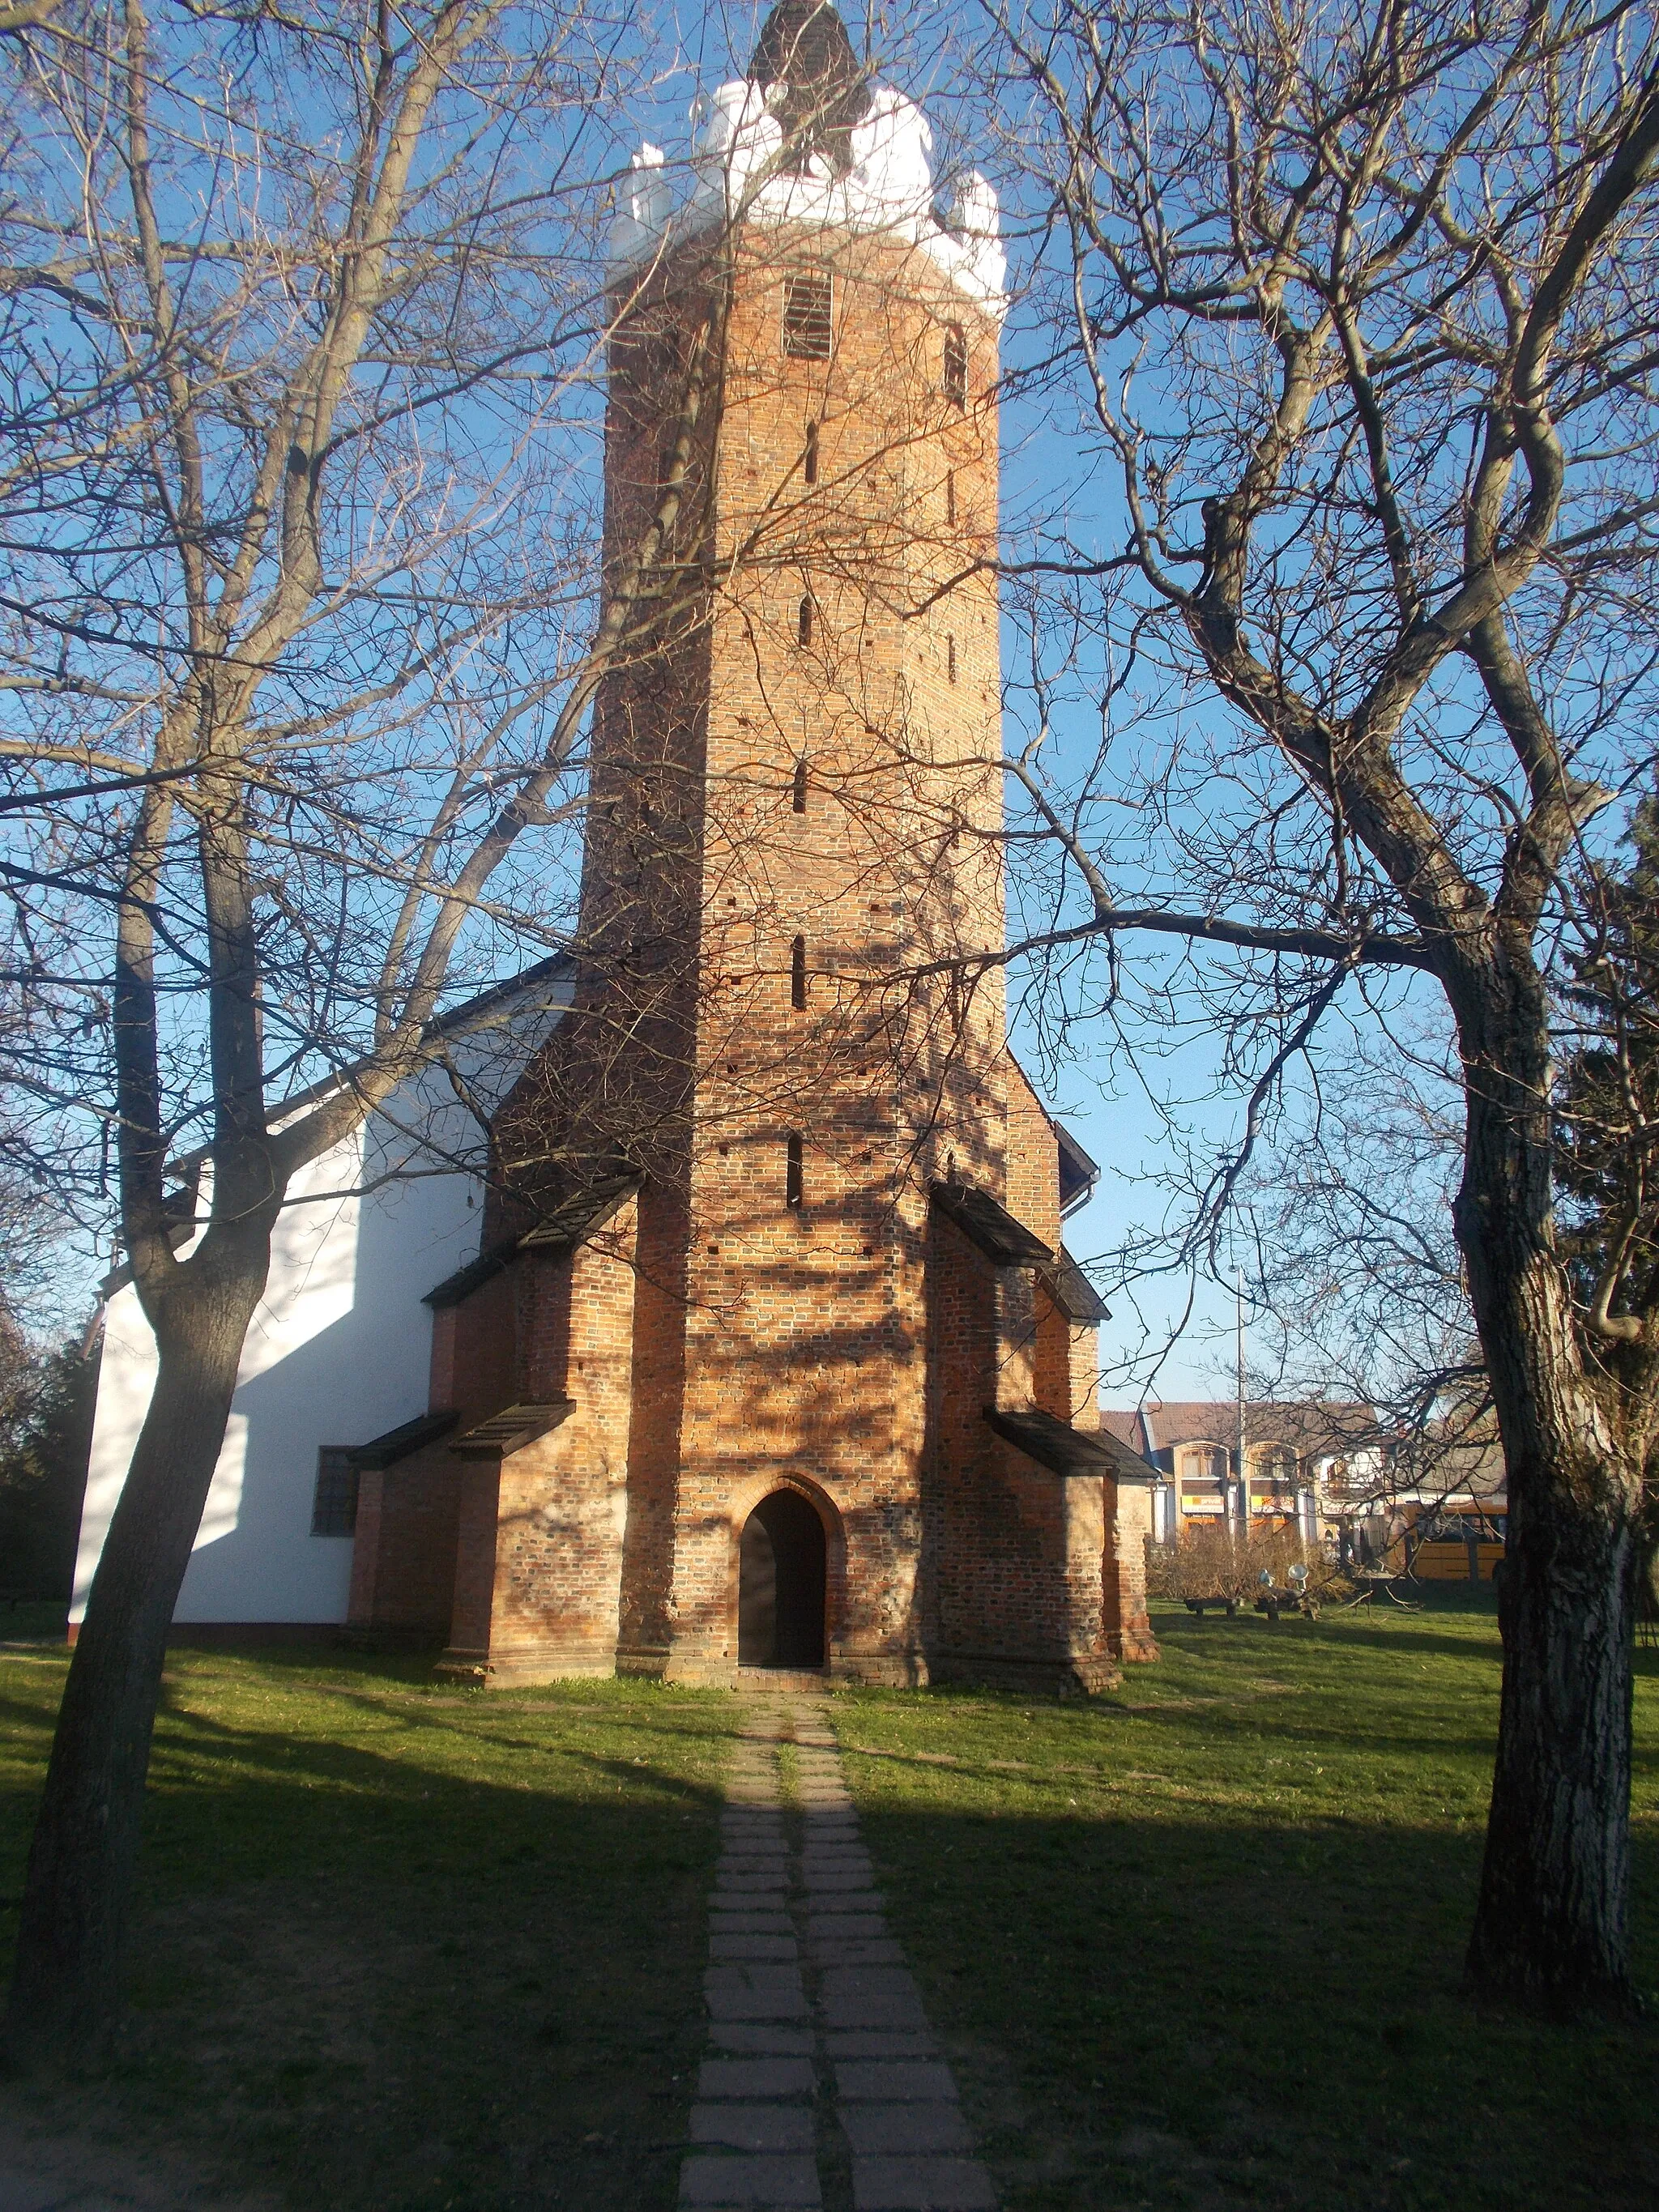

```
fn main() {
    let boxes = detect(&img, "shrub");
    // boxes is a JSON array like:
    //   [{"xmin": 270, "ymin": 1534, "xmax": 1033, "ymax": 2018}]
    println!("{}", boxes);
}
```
[{"xmin": 1147, "ymin": 1524, "xmax": 1352, "ymax": 1606}]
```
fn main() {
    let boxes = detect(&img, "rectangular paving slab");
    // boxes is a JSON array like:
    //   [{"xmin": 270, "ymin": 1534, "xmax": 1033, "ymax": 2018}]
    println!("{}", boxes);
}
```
[
  {"xmin": 711, "ymin": 2022, "xmax": 816, "ymax": 2056},
  {"xmin": 691, "ymin": 2103, "xmax": 817, "ymax": 2152},
  {"xmin": 697, "ymin": 2056, "xmax": 817, "ymax": 2099},
  {"xmin": 819, "ymin": 1967, "xmax": 929, "ymax": 2031},
  {"xmin": 850, "ymin": 2156, "xmax": 998, "ymax": 2210},
  {"xmin": 711, "ymin": 1932, "xmax": 800, "ymax": 1961},
  {"xmin": 836, "ymin": 2061, "xmax": 959, "ymax": 2102},
  {"xmin": 840, "ymin": 2103, "xmax": 972, "ymax": 2155},
  {"xmin": 679, "ymin": 2151, "xmax": 823, "ymax": 2206}
]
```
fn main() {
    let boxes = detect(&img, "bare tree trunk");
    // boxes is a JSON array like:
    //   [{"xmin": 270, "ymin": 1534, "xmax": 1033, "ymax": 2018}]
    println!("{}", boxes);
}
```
[
  {"xmin": 1452, "ymin": 961, "xmax": 1639, "ymax": 2010},
  {"xmin": 2, "ymin": 1253, "xmax": 267, "ymax": 2065}
]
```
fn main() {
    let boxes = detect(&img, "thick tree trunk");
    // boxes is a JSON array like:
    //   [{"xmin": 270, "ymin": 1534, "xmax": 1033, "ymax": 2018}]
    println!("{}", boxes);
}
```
[
  {"xmin": 1452, "ymin": 959, "xmax": 1640, "ymax": 2013},
  {"xmin": 2, "ymin": 1263, "xmax": 265, "ymax": 2066}
]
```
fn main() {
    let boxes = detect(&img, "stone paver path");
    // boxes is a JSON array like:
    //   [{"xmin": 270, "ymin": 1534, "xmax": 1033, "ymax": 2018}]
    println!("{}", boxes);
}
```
[{"xmin": 681, "ymin": 1700, "xmax": 996, "ymax": 2212}]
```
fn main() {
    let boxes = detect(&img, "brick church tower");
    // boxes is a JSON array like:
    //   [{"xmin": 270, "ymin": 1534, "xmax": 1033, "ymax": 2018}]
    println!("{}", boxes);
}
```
[{"xmin": 345, "ymin": 3, "xmax": 1158, "ymax": 1687}]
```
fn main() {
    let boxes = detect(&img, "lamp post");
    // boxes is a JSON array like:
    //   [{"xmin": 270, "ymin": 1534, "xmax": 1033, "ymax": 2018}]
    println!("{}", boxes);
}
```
[{"xmin": 1235, "ymin": 1268, "xmax": 1248, "ymax": 1542}]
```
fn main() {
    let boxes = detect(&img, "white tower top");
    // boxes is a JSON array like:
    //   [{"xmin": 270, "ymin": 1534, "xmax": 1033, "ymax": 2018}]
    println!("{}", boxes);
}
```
[{"xmin": 608, "ymin": 2, "xmax": 1006, "ymax": 316}]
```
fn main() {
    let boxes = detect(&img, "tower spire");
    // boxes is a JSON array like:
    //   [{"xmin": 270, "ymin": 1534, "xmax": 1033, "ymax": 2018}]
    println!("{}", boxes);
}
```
[{"xmin": 748, "ymin": 0, "xmax": 872, "ymax": 174}]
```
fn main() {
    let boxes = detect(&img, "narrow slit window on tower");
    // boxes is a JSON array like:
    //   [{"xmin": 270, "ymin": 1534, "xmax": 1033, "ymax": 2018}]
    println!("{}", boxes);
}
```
[
  {"xmin": 783, "ymin": 271, "xmax": 834, "ymax": 360},
  {"xmin": 947, "ymin": 633, "xmax": 958, "ymax": 683},
  {"xmin": 804, "ymin": 420, "xmax": 820, "ymax": 484},
  {"xmin": 791, "ymin": 934, "xmax": 808, "ymax": 1010},
  {"xmin": 944, "ymin": 322, "xmax": 968, "ymax": 405},
  {"xmin": 946, "ymin": 468, "xmax": 956, "ymax": 525},
  {"xmin": 792, "ymin": 758, "xmax": 808, "ymax": 812},
  {"xmin": 786, "ymin": 1132, "xmax": 804, "ymax": 1208},
  {"xmin": 798, "ymin": 595, "xmax": 814, "ymax": 647}
]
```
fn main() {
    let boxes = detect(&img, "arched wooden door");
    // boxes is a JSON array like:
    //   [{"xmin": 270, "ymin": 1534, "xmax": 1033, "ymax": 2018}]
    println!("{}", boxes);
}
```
[{"xmin": 738, "ymin": 1489, "xmax": 827, "ymax": 1668}]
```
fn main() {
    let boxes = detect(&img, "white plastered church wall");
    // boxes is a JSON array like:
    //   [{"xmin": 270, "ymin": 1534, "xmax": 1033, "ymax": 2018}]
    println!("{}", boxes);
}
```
[{"xmin": 74, "ymin": 986, "xmax": 569, "ymax": 1627}]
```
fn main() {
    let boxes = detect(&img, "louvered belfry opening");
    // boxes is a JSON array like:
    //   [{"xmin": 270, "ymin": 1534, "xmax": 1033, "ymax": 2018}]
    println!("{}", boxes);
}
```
[{"xmin": 783, "ymin": 269, "xmax": 833, "ymax": 359}]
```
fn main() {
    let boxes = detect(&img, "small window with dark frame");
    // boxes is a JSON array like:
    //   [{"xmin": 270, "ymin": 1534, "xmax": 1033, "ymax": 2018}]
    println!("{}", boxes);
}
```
[
  {"xmin": 791, "ymin": 933, "xmax": 808, "ymax": 1009},
  {"xmin": 943, "ymin": 322, "xmax": 967, "ymax": 405},
  {"xmin": 945, "ymin": 468, "xmax": 956, "ymax": 525},
  {"xmin": 792, "ymin": 758, "xmax": 808, "ymax": 812},
  {"xmin": 804, "ymin": 420, "xmax": 820, "ymax": 484},
  {"xmin": 784, "ymin": 271, "xmax": 834, "ymax": 360},
  {"xmin": 797, "ymin": 595, "xmax": 814, "ymax": 647},
  {"xmin": 786, "ymin": 1132, "xmax": 804, "ymax": 1208},
  {"xmin": 947, "ymin": 633, "xmax": 958, "ymax": 683},
  {"xmin": 311, "ymin": 1447, "xmax": 359, "ymax": 1538}
]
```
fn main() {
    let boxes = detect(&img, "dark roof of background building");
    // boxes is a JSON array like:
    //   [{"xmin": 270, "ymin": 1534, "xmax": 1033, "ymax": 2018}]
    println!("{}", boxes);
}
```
[
  {"xmin": 1105, "ymin": 1400, "xmax": 1383, "ymax": 1460},
  {"xmin": 1392, "ymin": 1413, "xmax": 1508, "ymax": 1500}
]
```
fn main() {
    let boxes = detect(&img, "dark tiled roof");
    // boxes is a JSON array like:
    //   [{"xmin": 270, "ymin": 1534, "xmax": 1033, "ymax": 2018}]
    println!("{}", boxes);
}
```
[
  {"xmin": 931, "ymin": 1181, "xmax": 1051, "ymax": 1268},
  {"xmin": 449, "ymin": 1401, "xmax": 574, "ymax": 1460},
  {"xmin": 518, "ymin": 1172, "xmax": 640, "ymax": 1255},
  {"xmin": 1042, "ymin": 1246, "xmax": 1110, "ymax": 1323},
  {"xmin": 422, "ymin": 1241, "xmax": 516, "ymax": 1311},
  {"xmin": 1055, "ymin": 1121, "xmax": 1099, "ymax": 1212},
  {"xmin": 749, "ymin": 2, "xmax": 871, "ymax": 173},
  {"xmin": 348, "ymin": 1409, "xmax": 459, "ymax": 1469},
  {"xmin": 984, "ymin": 1406, "xmax": 1158, "ymax": 1481},
  {"xmin": 423, "ymin": 1172, "xmax": 642, "ymax": 1308}
]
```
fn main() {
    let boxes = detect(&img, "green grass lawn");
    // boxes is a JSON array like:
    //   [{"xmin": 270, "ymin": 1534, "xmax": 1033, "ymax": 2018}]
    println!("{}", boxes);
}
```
[
  {"xmin": 0, "ymin": 1593, "xmax": 1653, "ymax": 2210},
  {"xmin": 0, "ymin": 1612, "xmax": 736, "ymax": 2210},
  {"xmin": 834, "ymin": 1588, "xmax": 1659, "ymax": 2212}
]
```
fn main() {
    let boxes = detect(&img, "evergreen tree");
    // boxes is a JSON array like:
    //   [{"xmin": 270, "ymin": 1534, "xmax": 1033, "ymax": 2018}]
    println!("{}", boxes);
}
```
[{"xmin": 0, "ymin": 1333, "xmax": 98, "ymax": 1601}]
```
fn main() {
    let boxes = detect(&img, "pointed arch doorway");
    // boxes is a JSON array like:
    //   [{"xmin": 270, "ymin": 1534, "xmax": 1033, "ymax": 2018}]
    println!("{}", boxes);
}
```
[{"xmin": 739, "ymin": 1489, "xmax": 826, "ymax": 1669}]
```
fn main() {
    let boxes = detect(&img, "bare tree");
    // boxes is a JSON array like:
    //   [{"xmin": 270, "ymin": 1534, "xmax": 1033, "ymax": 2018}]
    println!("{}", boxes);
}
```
[
  {"xmin": 0, "ymin": 0, "xmax": 736, "ymax": 2057},
  {"xmin": 987, "ymin": 0, "xmax": 1659, "ymax": 2008},
  {"xmin": 0, "ymin": 0, "xmax": 1026, "ymax": 2056}
]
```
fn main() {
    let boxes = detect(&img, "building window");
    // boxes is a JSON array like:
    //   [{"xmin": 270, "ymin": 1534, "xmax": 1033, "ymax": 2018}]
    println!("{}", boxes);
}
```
[
  {"xmin": 791, "ymin": 934, "xmax": 808, "ymax": 1009},
  {"xmin": 945, "ymin": 468, "xmax": 956, "ymax": 525},
  {"xmin": 943, "ymin": 322, "xmax": 967, "ymax": 404},
  {"xmin": 311, "ymin": 1447, "xmax": 359, "ymax": 1537},
  {"xmin": 798, "ymin": 595, "xmax": 814, "ymax": 647},
  {"xmin": 786, "ymin": 1132, "xmax": 804, "ymax": 1208},
  {"xmin": 1252, "ymin": 1443, "xmax": 1298, "ymax": 1510},
  {"xmin": 946, "ymin": 633, "xmax": 957, "ymax": 683},
  {"xmin": 783, "ymin": 271, "xmax": 833, "ymax": 360},
  {"xmin": 1177, "ymin": 1444, "xmax": 1226, "ymax": 1513},
  {"xmin": 804, "ymin": 420, "xmax": 820, "ymax": 484},
  {"xmin": 792, "ymin": 758, "xmax": 808, "ymax": 812}
]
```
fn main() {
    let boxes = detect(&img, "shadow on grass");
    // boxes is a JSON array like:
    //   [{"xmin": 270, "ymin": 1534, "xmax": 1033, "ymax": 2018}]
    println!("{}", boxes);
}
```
[
  {"xmin": 855, "ymin": 1795, "xmax": 1658, "ymax": 2212},
  {"xmin": 0, "ymin": 1666, "xmax": 740, "ymax": 2212}
]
